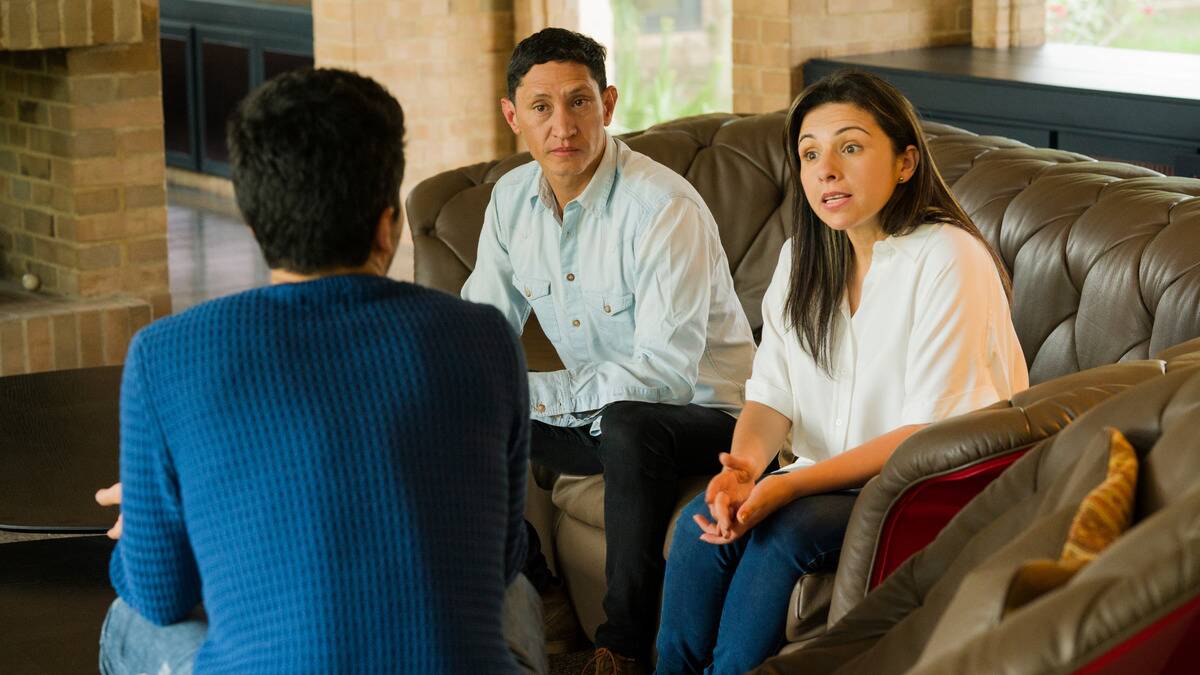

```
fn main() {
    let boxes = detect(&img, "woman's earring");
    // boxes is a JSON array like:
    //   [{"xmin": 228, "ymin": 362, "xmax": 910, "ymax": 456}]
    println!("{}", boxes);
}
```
[{"xmin": 897, "ymin": 176, "xmax": 905, "ymax": 183}]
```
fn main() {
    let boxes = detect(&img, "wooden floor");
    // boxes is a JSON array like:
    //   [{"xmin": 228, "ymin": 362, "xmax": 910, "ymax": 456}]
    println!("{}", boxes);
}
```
[{"xmin": 167, "ymin": 186, "xmax": 416, "ymax": 313}]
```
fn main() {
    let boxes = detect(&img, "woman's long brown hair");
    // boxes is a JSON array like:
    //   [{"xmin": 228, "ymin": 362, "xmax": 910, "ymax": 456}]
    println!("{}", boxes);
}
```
[{"xmin": 782, "ymin": 70, "xmax": 1011, "ymax": 374}]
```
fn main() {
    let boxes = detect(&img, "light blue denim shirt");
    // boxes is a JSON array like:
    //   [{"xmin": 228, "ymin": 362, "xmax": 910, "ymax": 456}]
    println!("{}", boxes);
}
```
[{"xmin": 462, "ymin": 135, "xmax": 756, "ymax": 428}]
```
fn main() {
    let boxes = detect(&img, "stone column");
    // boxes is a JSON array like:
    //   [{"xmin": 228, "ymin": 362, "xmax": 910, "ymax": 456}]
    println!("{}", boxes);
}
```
[
  {"xmin": 731, "ymin": 0, "xmax": 791, "ymax": 114},
  {"xmin": 973, "ymin": 0, "xmax": 1046, "ymax": 48},
  {"xmin": 312, "ymin": 0, "xmax": 518, "ymax": 195},
  {"xmin": 515, "ymin": 0, "xmax": 580, "ymax": 38}
]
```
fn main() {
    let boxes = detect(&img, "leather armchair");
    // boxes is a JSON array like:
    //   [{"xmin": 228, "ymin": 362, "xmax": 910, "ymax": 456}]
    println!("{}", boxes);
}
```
[
  {"xmin": 406, "ymin": 111, "xmax": 1200, "ymax": 642},
  {"xmin": 757, "ymin": 359, "xmax": 1200, "ymax": 675}
]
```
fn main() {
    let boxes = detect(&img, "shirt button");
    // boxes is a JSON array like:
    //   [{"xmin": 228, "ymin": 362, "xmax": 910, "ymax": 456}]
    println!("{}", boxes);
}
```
[
  {"xmin": 524, "ymin": 287, "xmax": 532, "ymax": 298},
  {"xmin": 566, "ymin": 273, "xmax": 575, "ymax": 282},
  {"xmin": 572, "ymin": 319, "xmax": 581, "ymax": 327},
  {"xmin": 536, "ymin": 403, "xmax": 546, "ymax": 413},
  {"xmin": 835, "ymin": 418, "xmax": 844, "ymax": 426},
  {"xmin": 603, "ymin": 304, "xmax": 611, "ymax": 314}
]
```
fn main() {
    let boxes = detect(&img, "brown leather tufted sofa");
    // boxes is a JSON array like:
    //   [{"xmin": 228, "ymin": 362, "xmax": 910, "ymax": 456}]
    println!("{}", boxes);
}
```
[{"xmin": 406, "ymin": 112, "xmax": 1200, "ymax": 644}]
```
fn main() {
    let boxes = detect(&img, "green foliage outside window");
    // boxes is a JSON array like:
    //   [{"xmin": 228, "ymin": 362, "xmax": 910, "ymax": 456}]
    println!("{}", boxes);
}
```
[
  {"xmin": 1046, "ymin": 0, "xmax": 1200, "ymax": 53},
  {"xmin": 610, "ymin": 0, "xmax": 729, "ymax": 133}
]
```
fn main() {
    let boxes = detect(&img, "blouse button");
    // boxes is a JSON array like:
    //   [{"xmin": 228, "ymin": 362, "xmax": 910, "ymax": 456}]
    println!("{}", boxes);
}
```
[
  {"xmin": 572, "ymin": 319, "xmax": 581, "ymax": 327},
  {"xmin": 566, "ymin": 273, "xmax": 575, "ymax": 282},
  {"xmin": 536, "ymin": 403, "xmax": 546, "ymax": 413},
  {"xmin": 603, "ymin": 304, "xmax": 612, "ymax": 314},
  {"xmin": 524, "ymin": 287, "xmax": 532, "ymax": 298}
]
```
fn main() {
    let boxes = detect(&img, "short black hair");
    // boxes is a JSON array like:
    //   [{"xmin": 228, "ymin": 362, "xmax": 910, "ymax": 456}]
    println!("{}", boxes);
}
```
[
  {"xmin": 227, "ymin": 68, "xmax": 405, "ymax": 273},
  {"xmin": 506, "ymin": 28, "xmax": 607, "ymax": 100}
]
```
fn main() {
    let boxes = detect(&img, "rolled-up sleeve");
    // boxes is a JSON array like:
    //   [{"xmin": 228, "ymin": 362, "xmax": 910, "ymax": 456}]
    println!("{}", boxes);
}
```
[
  {"xmin": 899, "ymin": 240, "xmax": 1005, "ymax": 425},
  {"xmin": 744, "ymin": 240, "xmax": 795, "ymax": 418}
]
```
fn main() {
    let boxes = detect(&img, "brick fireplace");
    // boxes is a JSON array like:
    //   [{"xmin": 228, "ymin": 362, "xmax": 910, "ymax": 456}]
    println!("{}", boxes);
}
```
[{"xmin": 0, "ymin": 0, "xmax": 168, "ymax": 375}]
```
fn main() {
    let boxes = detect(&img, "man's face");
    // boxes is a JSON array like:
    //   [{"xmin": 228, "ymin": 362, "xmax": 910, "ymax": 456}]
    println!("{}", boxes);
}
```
[{"xmin": 501, "ymin": 61, "xmax": 617, "ymax": 187}]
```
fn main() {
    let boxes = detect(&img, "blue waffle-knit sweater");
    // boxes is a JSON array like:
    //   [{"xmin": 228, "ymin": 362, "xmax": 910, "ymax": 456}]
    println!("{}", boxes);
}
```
[{"xmin": 110, "ymin": 274, "xmax": 529, "ymax": 673}]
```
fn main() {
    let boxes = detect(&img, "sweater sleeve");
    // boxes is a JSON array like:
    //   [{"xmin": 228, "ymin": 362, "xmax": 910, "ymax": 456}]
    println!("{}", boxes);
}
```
[
  {"xmin": 109, "ymin": 332, "xmax": 202, "ymax": 625},
  {"xmin": 502, "ymin": 314, "xmax": 530, "ymax": 584}
]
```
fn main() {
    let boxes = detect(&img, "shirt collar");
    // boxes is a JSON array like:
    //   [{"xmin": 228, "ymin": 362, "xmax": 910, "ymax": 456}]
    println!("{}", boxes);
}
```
[
  {"xmin": 875, "ymin": 222, "xmax": 937, "ymax": 262},
  {"xmin": 528, "ymin": 133, "xmax": 619, "ymax": 217}
]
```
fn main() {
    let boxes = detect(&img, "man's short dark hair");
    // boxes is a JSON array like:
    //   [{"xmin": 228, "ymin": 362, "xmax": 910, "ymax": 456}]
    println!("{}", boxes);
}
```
[
  {"xmin": 506, "ymin": 28, "xmax": 607, "ymax": 101},
  {"xmin": 227, "ymin": 68, "xmax": 405, "ymax": 273}
]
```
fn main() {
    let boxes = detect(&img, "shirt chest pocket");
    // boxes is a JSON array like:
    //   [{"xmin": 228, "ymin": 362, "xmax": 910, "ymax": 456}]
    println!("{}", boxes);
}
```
[
  {"xmin": 584, "ymin": 290, "xmax": 635, "ymax": 353},
  {"xmin": 513, "ymin": 275, "xmax": 561, "ymax": 341}
]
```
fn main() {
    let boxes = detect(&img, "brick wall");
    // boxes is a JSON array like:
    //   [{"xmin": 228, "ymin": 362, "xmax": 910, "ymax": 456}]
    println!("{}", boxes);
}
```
[
  {"xmin": 732, "ymin": 0, "xmax": 791, "ymax": 114},
  {"xmin": 0, "ymin": 0, "xmax": 143, "ymax": 51},
  {"xmin": 313, "ymin": 0, "xmax": 517, "ymax": 194},
  {"xmin": 515, "ymin": 0, "xmax": 579, "ymax": 38},
  {"xmin": 0, "ymin": 0, "xmax": 167, "ymax": 375},
  {"xmin": 786, "ymin": 0, "xmax": 974, "ymax": 98},
  {"xmin": 0, "ymin": 291, "xmax": 151, "ymax": 375}
]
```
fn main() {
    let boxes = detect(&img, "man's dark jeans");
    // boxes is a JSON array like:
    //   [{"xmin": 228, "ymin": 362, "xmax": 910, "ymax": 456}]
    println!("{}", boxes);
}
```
[{"xmin": 523, "ymin": 400, "xmax": 737, "ymax": 660}]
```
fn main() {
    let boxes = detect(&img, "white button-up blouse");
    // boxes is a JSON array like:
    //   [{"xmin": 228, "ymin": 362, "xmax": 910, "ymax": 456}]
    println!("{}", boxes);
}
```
[{"xmin": 747, "ymin": 223, "xmax": 1029, "ymax": 471}]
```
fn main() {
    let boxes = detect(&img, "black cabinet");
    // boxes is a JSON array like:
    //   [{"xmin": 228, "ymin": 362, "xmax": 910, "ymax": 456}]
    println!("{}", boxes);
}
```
[{"xmin": 161, "ymin": 0, "xmax": 313, "ymax": 177}]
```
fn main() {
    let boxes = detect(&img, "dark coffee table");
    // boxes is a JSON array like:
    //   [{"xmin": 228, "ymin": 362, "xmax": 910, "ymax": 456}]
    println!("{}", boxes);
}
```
[
  {"xmin": 0, "ymin": 366, "xmax": 125, "ymax": 673},
  {"xmin": 0, "ymin": 366, "xmax": 122, "ymax": 533},
  {"xmin": 0, "ymin": 536, "xmax": 116, "ymax": 673}
]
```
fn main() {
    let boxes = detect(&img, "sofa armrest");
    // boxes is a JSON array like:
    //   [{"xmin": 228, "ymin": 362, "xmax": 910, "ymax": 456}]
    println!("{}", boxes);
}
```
[
  {"xmin": 783, "ymin": 571, "xmax": 835, "ymax": 649},
  {"xmin": 827, "ymin": 360, "xmax": 1166, "ymax": 625}
]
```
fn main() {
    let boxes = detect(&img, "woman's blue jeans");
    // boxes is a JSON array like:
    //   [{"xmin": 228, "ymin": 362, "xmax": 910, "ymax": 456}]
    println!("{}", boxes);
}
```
[{"xmin": 655, "ymin": 487, "xmax": 858, "ymax": 675}]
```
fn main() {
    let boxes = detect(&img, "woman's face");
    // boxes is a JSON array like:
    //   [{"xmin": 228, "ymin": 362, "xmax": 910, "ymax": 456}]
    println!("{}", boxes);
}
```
[{"xmin": 796, "ymin": 102, "xmax": 917, "ymax": 239}]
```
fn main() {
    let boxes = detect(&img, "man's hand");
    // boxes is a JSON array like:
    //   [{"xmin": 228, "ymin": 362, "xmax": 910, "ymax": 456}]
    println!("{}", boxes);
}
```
[
  {"xmin": 694, "ymin": 472, "xmax": 793, "ymax": 545},
  {"xmin": 696, "ymin": 453, "xmax": 758, "ymax": 541},
  {"xmin": 95, "ymin": 482, "xmax": 123, "ymax": 540}
]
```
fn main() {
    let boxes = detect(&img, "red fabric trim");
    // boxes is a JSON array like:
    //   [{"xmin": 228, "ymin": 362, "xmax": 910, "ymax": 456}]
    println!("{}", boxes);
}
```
[
  {"xmin": 1074, "ymin": 593, "xmax": 1200, "ymax": 674},
  {"xmin": 869, "ymin": 449, "xmax": 1028, "ymax": 589}
]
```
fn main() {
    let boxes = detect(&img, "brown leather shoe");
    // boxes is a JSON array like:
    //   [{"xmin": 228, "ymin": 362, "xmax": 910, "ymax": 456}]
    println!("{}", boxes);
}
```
[
  {"xmin": 582, "ymin": 647, "xmax": 649, "ymax": 675},
  {"xmin": 542, "ymin": 581, "xmax": 587, "ymax": 655}
]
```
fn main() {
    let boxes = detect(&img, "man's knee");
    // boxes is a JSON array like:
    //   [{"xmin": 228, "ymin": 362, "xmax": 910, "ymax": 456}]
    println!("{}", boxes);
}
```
[
  {"xmin": 99, "ymin": 598, "xmax": 206, "ymax": 675},
  {"xmin": 599, "ymin": 402, "xmax": 670, "ymax": 465}
]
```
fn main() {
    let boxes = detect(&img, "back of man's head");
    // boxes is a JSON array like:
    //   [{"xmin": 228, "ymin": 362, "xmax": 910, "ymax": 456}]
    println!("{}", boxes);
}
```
[
  {"xmin": 506, "ymin": 27, "xmax": 607, "ymax": 100},
  {"xmin": 228, "ymin": 68, "xmax": 405, "ymax": 273}
]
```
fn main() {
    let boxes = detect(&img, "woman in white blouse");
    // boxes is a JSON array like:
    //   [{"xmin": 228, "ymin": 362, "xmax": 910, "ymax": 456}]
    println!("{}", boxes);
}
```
[{"xmin": 654, "ymin": 71, "xmax": 1029, "ymax": 675}]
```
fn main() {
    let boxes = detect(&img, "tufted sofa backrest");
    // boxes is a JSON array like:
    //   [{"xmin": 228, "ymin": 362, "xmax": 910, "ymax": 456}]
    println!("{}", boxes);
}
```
[{"xmin": 407, "ymin": 114, "xmax": 1200, "ymax": 384}]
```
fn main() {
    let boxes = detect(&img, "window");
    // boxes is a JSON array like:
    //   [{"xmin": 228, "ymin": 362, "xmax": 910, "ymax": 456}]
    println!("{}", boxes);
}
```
[
  {"xmin": 160, "ymin": 0, "xmax": 313, "ymax": 176},
  {"xmin": 583, "ymin": 0, "xmax": 732, "ymax": 133},
  {"xmin": 1046, "ymin": 0, "xmax": 1200, "ymax": 54}
]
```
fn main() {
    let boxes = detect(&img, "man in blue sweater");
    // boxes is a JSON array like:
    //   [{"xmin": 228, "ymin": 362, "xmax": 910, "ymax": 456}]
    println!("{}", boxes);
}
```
[{"xmin": 95, "ymin": 68, "xmax": 543, "ymax": 673}]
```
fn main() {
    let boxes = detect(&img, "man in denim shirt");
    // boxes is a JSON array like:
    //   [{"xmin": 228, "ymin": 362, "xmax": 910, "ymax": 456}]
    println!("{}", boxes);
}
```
[{"xmin": 462, "ymin": 28, "xmax": 755, "ymax": 673}]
